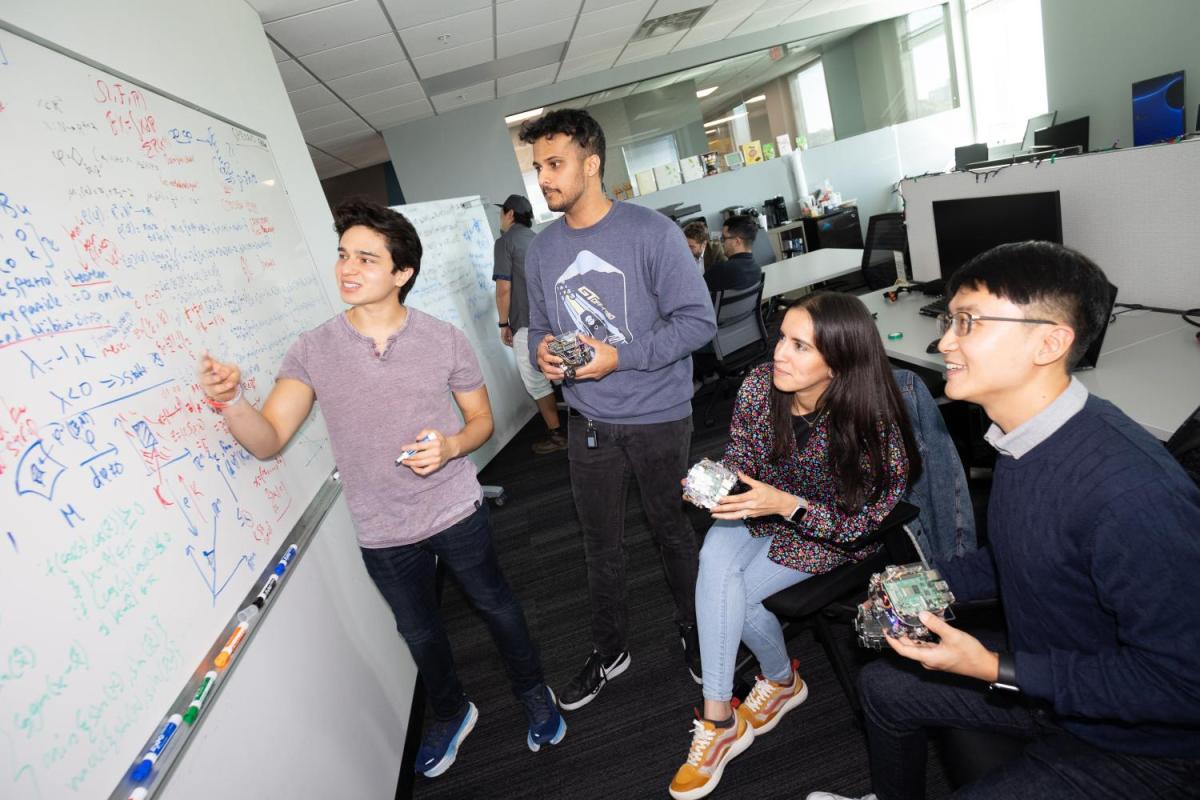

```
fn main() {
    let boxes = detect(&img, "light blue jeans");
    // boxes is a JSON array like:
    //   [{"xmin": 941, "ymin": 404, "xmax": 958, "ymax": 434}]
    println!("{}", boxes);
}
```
[{"xmin": 697, "ymin": 519, "xmax": 812, "ymax": 702}]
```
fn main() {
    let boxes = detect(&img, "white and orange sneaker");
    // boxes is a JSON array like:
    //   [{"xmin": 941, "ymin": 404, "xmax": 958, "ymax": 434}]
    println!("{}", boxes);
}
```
[
  {"xmin": 668, "ymin": 713, "xmax": 754, "ymax": 800},
  {"xmin": 736, "ymin": 664, "xmax": 809, "ymax": 736}
]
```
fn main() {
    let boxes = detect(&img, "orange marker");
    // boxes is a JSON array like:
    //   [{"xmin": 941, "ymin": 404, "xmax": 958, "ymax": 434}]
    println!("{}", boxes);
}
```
[{"xmin": 214, "ymin": 621, "xmax": 249, "ymax": 668}]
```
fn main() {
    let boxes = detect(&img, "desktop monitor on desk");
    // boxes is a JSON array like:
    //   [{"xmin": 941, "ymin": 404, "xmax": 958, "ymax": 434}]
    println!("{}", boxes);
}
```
[
  {"xmin": 1034, "ymin": 116, "xmax": 1090, "ymax": 153},
  {"xmin": 932, "ymin": 191, "xmax": 1063, "ymax": 282}
]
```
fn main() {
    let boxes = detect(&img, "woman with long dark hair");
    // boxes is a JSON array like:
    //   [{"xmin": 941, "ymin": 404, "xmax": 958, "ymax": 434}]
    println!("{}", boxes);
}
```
[{"xmin": 670, "ymin": 292, "xmax": 921, "ymax": 800}]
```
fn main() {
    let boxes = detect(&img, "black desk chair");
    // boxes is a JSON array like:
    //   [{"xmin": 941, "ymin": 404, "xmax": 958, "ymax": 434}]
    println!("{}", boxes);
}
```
[
  {"xmin": 697, "ymin": 279, "xmax": 769, "ymax": 427},
  {"xmin": 860, "ymin": 212, "xmax": 911, "ymax": 291},
  {"xmin": 734, "ymin": 501, "xmax": 921, "ymax": 720}
]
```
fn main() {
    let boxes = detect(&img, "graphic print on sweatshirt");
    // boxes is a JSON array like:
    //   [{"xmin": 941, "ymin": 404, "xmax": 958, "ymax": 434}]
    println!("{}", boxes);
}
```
[{"xmin": 554, "ymin": 250, "xmax": 632, "ymax": 345}]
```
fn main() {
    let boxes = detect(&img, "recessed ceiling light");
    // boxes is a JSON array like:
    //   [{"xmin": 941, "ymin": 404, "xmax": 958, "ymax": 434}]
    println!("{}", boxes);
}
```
[
  {"xmin": 703, "ymin": 111, "xmax": 746, "ymax": 127},
  {"xmin": 746, "ymin": 95, "xmax": 767, "ymax": 104},
  {"xmin": 505, "ymin": 108, "xmax": 545, "ymax": 125},
  {"xmin": 696, "ymin": 86, "xmax": 719, "ymax": 98},
  {"xmin": 705, "ymin": 129, "xmax": 717, "ymax": 135}
]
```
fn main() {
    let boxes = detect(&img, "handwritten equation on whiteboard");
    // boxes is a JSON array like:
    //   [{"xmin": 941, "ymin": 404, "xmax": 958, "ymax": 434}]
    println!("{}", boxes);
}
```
[{"xmin": 0, "ymin": 29, "xmax": 332, "ymax": 800}]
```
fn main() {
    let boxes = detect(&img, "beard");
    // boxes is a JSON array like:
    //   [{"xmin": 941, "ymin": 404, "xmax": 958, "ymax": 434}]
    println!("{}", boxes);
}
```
[{"xmin": 543, "ymin": 180, "xmax": 583, "ymax": 212}]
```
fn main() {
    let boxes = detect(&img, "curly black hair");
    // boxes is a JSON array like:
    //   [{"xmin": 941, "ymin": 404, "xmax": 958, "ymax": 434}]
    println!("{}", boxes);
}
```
[
  {"xmin": 518, "ymin": 108, "xmax": 607, "ymax": 179},
  {"xmin": 332, "ymin": 198, "xmax": 422, "ymax": 304}
]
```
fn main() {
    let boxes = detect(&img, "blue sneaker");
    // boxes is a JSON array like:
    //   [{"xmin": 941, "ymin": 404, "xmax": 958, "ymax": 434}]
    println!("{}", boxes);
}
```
[
  {"xmin": 521, "ymin": 684, "xmax": 567, "ymax": 752},
  {"xmin": 416, "ymin": 701, "xmax": 478, "ymax": 777}
]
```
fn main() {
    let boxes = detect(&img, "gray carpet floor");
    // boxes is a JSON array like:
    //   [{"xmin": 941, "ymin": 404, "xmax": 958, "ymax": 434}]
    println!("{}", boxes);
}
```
[{"xmin": 404, "ymin": 379, "xmax": 953, "ymax": 800}]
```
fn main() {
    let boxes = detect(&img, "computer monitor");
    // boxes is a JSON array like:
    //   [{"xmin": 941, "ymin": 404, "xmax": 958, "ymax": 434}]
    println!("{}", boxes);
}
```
[
  {"xmin": 1021, "ymin": 111, "xmax": 1057, "ymax": 150},
  {"xmin": 1132, "ymin": 70, "xmax": 1185, "ymax": 145},
  {"xmin": 1033, "ymin": 116, "xmax": 1091, "ymax": 153},
  {"xmin": 1075, "ymin": 282, "xmax": 1119, "ymax": 371},
  {"xmin": 954, "ymin": 143, "xmax": 989, "ymax": 170},
  {"xmin": 931, "ymin": 191, "xmax": 1063, "ymax": 281}
]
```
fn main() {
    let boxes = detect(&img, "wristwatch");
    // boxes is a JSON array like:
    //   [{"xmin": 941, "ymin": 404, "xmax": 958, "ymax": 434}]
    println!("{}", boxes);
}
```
[
  {"xmin": 784, "ymin": 498, "xmax": 807, "ymax": 525},
  {"xmin": 498, "ymin": 321, "xmax": 509, "ymax": 328},
  {"xmin": 989, "ymin": 651, "xmax": 1020, "ymax": 692}
]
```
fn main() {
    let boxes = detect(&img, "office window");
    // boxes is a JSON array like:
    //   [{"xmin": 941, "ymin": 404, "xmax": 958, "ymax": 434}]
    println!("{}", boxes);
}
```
[
  {"xmin": 898, "ymin": 6, "xmax": 955, "ymax": 119},
  {"xmin": 623, "ymin": 133, "xmax": 680, "ymax": 196},
  {"xmin": 966, "ymin": 0, "xmax": 1048, "ymax": 145},
  {"xmin": 791, "ymin": 59, "xmax": 834, "ymax": 147}
]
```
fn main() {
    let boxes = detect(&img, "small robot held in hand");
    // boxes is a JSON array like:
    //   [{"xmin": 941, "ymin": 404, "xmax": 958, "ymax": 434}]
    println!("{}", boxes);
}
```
[
  {"xmin": 856, "ymin": 563, "xmax": 955, "ymax": 648},
  {"xmin": 682, "ymin": 458, "xmax": 739, "ymax": 510},
  {"xmin": 547, "ymin": 332, "xmax": 594, "ymax": 380}
]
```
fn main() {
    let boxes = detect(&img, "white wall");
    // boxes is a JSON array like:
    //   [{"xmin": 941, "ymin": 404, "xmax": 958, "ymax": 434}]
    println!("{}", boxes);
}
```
[
  {"xmin": 0, "ymin": 2, "xmax": 414, "ymax": 798},
  {"xmin": 1042, "ymin": 0, "xmax": 1200, "ymax": 151}
]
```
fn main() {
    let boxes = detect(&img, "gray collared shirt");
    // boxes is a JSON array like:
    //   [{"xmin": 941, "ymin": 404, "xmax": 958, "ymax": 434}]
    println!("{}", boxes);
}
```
[{"xmin": 985, "ymin": 377, "xmax": 1089, "ymax": 459}]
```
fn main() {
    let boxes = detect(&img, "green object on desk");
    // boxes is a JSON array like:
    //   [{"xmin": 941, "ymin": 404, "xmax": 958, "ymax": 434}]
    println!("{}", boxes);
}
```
[{"xmin": 888, "ymin": 331, "xmax": 904, "ymax": 340}]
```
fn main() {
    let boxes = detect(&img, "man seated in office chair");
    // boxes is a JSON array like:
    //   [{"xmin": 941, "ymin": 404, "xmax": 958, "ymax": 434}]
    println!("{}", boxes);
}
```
[
  {"xmin": 705, "ymin": 215, "xmax": 761, "ymax": 294},
  {"xmin": 808, "ymin": 242, "xmax": 1200, "ymax": 800},
  {"xmin": 684, "ymin": 220, "xmax": 725, "ymax": 274}
]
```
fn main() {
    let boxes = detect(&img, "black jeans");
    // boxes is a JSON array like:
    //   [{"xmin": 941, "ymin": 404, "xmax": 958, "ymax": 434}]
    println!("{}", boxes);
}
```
[
  {"xmin": 360, "ymin": 502, "xmax": 544, "ymax": 720},
  {"xmin": 859, "ymin": 653, "xmax": 1200, "ymax": 800},
  {"xmin": 567, "ymin": 412, "xmax": 699, "ymax": 657}
]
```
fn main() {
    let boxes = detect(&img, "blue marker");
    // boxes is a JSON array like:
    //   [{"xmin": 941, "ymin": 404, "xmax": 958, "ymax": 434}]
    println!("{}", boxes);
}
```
[
  {"xmin": 273, "ymin": 543, "xmax": 298, "ymax": 576},
  {"xmin": 132, "ymin": 713, "xmax": 183, "ymax": 781},
  {"xmin": 395, "ymin": 433, "xmax": 435, "ymax": 465}
]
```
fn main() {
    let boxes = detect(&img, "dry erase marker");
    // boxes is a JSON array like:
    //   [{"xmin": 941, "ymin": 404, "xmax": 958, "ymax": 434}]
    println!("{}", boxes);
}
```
[
  {"xmin": 214, "ymin": 621, "xmax": 249, "ymax": 668},
  {"xmin": 395, "ymin": 433, "xmax": 435, "ymax": 464},
  {"xmin": 129, "ymin": 788, "xmax": 148, "ymax": 800},
  {"xmin": 273, "ymin": 543, "xmax": 298, "ymax": 576},
  {"xmin": 183, "ymin": 670, "xmax": 218, "ymax": 724},
  {"xmin": 236, "ymin": 572, "xmax": 281, "ymax": 622},
  {"xmin": 131, "ymin": 713, "xmax": 182, "ymax": 780}
]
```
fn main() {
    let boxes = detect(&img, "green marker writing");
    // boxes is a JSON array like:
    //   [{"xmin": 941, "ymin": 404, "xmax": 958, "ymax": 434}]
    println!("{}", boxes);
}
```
[{"xmin": 183, "ymin": 670, "xmax": 218, "ymax": 724}]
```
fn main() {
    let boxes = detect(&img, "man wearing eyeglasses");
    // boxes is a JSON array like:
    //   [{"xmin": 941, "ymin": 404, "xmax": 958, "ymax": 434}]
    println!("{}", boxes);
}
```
[
  {"xmin": 809, "ymin": 241, "xmax": 1200, "ymax": 800},
  {"xmin": 704, "ymin": 214, "xmax": 761, "ymax": 294}
]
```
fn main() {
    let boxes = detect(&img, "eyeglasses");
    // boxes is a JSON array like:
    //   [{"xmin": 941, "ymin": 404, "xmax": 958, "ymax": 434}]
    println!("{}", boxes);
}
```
[{"xmin": 936, "ymin": 311, "xmax": 1058, "ymax": 337}]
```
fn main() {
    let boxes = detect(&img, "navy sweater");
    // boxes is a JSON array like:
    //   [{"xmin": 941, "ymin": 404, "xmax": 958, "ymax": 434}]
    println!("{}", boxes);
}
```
[{"xmin": 938, "ymin": 396, "xmax": 1200, "ymax": 758}]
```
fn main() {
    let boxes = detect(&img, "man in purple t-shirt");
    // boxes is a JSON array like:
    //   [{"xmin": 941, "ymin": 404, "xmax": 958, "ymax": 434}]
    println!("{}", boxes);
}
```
[{"xmin": 198, "ymin": 199, "xmax": 565, "ymax": 779}]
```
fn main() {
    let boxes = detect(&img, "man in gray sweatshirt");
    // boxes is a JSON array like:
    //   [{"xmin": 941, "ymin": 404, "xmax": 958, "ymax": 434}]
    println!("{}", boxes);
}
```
[{"xmin": 521, "ymin": 109, "xmax": 717, "ymax": 710}]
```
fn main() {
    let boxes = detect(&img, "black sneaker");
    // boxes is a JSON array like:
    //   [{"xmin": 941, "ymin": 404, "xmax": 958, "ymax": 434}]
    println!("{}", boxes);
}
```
[
  {"xmin": 680, "ymin": 624, "xmax": 702, "ymax": 685},
  {"xmin": 531, "ymin": 428, "xmax": 569, "ymax": 455},
  {"xmin": 557, "ymin": 650, "xmax": 631, "ymax": 710}
]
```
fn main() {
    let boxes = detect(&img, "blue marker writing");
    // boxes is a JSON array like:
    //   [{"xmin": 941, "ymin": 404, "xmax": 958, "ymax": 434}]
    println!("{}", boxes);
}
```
[
  {"xmin": 273, "ymin": 543, "xmax": 298, "ymax": 576},
  {"xmin": 131, "ymin": 713, "xmax": 183, "ymax": 781},
  {"xmin": 395, "ymin": 433, "xmax": 435, "ymax": 465}
]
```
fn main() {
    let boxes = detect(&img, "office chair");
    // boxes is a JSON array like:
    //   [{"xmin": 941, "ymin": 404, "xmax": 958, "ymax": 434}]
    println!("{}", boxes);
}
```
[
  {"xmin": 860, "ymin": 212, "xmax": 911, "ymax": 291},
  {"xmin": 696, "ymin": 279, "xmax": 769, "ymax": 427}
]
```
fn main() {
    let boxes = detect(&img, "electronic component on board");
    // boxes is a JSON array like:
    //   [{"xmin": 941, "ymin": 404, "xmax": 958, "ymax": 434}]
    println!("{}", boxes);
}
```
[
  {"xmin": 856, "ymin": 563, "xmax": 955, "ymax": 648},
  {"xmin": 547, "ymin": 332, "xmax": 594, "ymax": 379},
  {"xmin": 682, "ymin": 458, "xmax": 739, "ymax": 510}
]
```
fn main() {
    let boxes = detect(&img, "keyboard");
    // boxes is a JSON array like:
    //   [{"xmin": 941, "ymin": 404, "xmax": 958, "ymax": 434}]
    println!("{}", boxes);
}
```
[{"xmin": 918, "ymin": 297, "xmax": 948, "ymax": 318}]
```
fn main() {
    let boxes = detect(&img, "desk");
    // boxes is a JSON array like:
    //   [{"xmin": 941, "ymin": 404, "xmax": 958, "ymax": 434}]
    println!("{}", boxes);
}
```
[
  {"xmin": 763, "ymin": 248, "xmax": 863, "ymax": 299},
  {"xmin": 861, "ymin": 290, "xmax": 1198, "ymax": 441}
]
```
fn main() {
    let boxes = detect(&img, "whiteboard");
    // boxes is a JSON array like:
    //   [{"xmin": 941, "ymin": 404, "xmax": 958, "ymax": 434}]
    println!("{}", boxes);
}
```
[
  {"xmin": 0, "ymin": 25, "xmax": 335, "ymax": 799},
  {"xmin": 393, "ymin": 197, "xmax": 535, "ymax": 468}
]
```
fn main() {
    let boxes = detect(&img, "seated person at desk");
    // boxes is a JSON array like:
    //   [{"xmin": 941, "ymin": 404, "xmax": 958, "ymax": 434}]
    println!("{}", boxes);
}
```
[
  {"xmin": 809, "ymin": 242, "xmax": 1200, "ymax": 800},
  {"xmin": 684, "ymin": 220, "xmax": 724, "ymax": 273},
  {"xmin": 198, "ymin": 200, "xmax": 566, "ymax": 780},
  {"xmin": 705, "ymin": 215, "xmax": 761, "ymax": 294},
  {"xmin": 671, "ymin": 292, "xmax": 919, "ymax": 800}
]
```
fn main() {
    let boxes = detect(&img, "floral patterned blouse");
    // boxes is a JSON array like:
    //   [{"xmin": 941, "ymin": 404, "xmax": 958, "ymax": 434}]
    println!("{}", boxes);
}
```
[{"xmin": 721, "ymin": 363, "xmax": 909, "ymax": 574}]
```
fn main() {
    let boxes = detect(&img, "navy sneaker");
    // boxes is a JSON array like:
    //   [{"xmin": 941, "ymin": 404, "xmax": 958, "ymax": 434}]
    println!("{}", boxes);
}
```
[
  {"xmin": 521, "ymin": 684, "xmax": 567, "ymax": 752},
  {"xmin": 415, "ymin": 701, "xmax": 478, "ymax": 778}
]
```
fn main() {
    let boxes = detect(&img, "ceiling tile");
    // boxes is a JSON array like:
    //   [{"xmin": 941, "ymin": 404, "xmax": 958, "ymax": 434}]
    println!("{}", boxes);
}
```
[
  {"xmin": 329, "ymin": 134, "xmax": 393, "ymax": 166},
  {"xmin": 288, "ymin": 83, "xmax": 338, "ymax": 113},
  {"xmin": 322, "ymin": 130, "xmax": 383, "ymax": 156},
  {"xmin": 497, "ymin": 64, "xmax": 560, "ymax": 96},
  {"xmin": 381, "ymin": 0, "xmax": 492, "ymax": 30},
  {"xmin": 497, "ymin": 0, "xmax": 582, "ymax": 35},
  {"xmin": 346, "ymin": 83, "xmax": 427, "ymax": 113},
  {"xmin": 615, "ymin": 31, "xmax": 685, "ymax": 64},
  {"xmin": 430, "ymin": 80, "xmax": 496, "ymax": 113},
  {"xmin": 674, "ymin": 21, "xmax": 729, "ymax": 49},
  {"xmin": 269, "ymin": 39, "xmax": 291, "ymax": 61},
  {"xmin": 398, "ymin": 8, "xmax": 493, "ymax": 57},
  {"xmin": 305, "ymin": 117, "xmax": 373, "ymax": 145},
  {"xmin": 296, "ymin": 102, "xmax": 358, "ymax": 131},
  {"xmin": 566, "ymin": 25, "xmax": 637, "ymax": 59},
  {"xmin": 301, "ymin": 33, "xmax": 411, "ymax": 81},
  {"xmin": 248, "ymin": 0, "xmax": 348, "ymax": 24},
  {"xmin": 582, "ymin": 0, "xmax": 646, "ymax": 10},
  {"xmin": 650, "ymin": 0, "xmax": 714, "ymax": 15},
  {"xmin": 730, "ymin": 10, "xmax": 780, "ymax": 36},
  {"xmin": 701, "ymin": 0, "xmax": 763, "ymax": 21},
  {"xmin": 277, "ymin": 60, "xmax": 319, "ymax": 91},
  {"xmin": 557, "ymin": 47, "xmax": 621, "ymax": 81},
  {"xmin": 327, "ymin": 62, "xmax": 422, "ymax": 98},
  {"xmin": 362, "ymin": 98, "xmax": 436, "ymax": 128},
  {"xmin": 412, "ymin": 40, "xmax": 495, "ymax": 79},
  {"xmin": 264, "ymin": 0, "xmax": 389, "ymax": 57},
  {"xmin": 498, "ymin": 18, "xmax": 574, "ymax": 59},
  {"xmin": 576, "ymin": 0, "xmax": 653, "ymax": 34}
]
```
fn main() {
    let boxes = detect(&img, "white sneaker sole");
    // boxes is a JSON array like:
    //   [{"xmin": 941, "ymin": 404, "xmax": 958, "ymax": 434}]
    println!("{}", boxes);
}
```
[
  {"xmin": 557, "ymin": 652, "xmax": 631, "ymax": 711},
  {"xmin": 749, "ymin": 679, "xmax": 809, "ymax": 736},
  {"xmin": 668, "ymin": 722, "xmax": 755, "ymax": 800},
  {"xmin": 419, "ymin": 702, "xmax": 478, "ymax": 778}
]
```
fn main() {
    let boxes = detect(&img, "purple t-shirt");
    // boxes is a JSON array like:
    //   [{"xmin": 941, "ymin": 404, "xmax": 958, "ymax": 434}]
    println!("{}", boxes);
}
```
[{"xmin": 278, "ymin": 309, "xmax": 484, "ymax": 548}]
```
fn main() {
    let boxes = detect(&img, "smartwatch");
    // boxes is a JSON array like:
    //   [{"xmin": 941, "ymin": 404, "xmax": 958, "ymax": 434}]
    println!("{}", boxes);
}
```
[
  {"xmin": 784, "ymin": 499, "xmax": 807, "ymax": 525},
  {"xmin": 498, "ymin": 321, "xmax": 509, "ymax": 328},
  {"xmin": 989, "ymin": 651, "xmax": 1020, "ymax": 693}
]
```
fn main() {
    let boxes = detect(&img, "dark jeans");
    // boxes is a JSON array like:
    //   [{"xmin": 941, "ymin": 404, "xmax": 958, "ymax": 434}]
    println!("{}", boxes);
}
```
[
  {"xmin": 360, "ymin": 502, "xmax": 544, "ymax": 721},
  {"xmin": 567, "ymin": 412, "xmax": 699, "ymax": 656},
  {"xmin": 859, "ymin": 653, "xmax": 1200, "ymax": 800}
]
